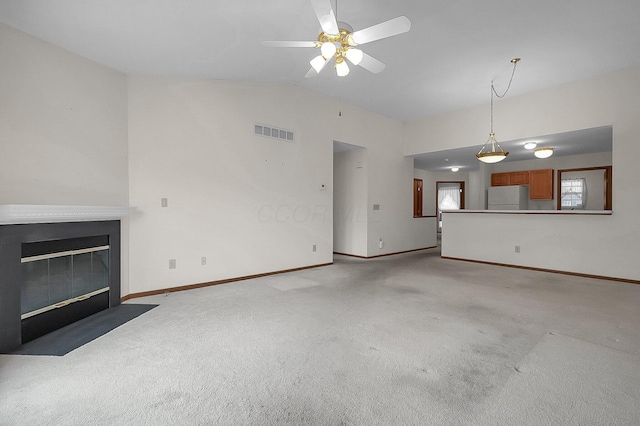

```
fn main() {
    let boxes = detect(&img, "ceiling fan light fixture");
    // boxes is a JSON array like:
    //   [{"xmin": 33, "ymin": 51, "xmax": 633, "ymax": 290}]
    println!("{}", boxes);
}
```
[
  {"xmin": 263, "ymin": 4, "xmax": 410, "ymax": 78},
  {"xmin": 335, "ymin": 57, "xmax": 350, "ymax": 77},
  {"xmin": 534, "ymin": 147, "xmax": 554, "ymax": 158},
  {"xmin": 320, "ymin": 42, "xmax": 337, "ymax": 59},
  {"xmin": 345, "ymin": 48, "xmax": 363, "ymax": 65},
  {"xmin": 310, "ymin": 55, "xmax": 327, "ymax": 73}
]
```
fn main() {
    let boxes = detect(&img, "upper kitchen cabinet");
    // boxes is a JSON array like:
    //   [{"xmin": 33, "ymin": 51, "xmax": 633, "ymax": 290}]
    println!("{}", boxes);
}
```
[
  {"xmin": 529, "ymin": 169, "xmax": 554, "ymax": 200},
  {"xmin": 491, "ymin": 171, "xmax": 529, "ymax": 186},
  {"xmin": 491, "ymin": 169, "xmax": 554, "ymax": 199},
  {"xmin": 510, "ymin": 171, "xmax": 529, "ymax": 185},
  {"xmin": 491, "ymin": 172, "xmax": 511, "ymax": 186}
]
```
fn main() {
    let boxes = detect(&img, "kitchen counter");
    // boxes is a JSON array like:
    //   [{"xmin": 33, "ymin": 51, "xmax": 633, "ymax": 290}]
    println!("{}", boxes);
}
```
[{"xmin": 443, "ymin": 209, "xmax": 612, "ymax": 215}]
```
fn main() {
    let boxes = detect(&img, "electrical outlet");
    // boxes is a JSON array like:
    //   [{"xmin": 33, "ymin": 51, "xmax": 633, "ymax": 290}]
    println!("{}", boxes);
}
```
[
  {"xmin": 379, "ymin": 238, "xmax": 384, "ymax": 249},
  {"xmin": 169, "ymin": 259, "xmax": 176, "ymax": 269},
  {"xmin": 201, "ymin": 257, "xmax": 207, "ymax": 265},
  {"xmin": 515, "ymin": 246, "xmax": 520, "ymax": 253},
  {"xmin": 161, "ymin": 198, "xmax": 168, "ymax": 207},
  {"xmin": 312, "ymin": 244, "xmax": 317, "ymax": 252}
]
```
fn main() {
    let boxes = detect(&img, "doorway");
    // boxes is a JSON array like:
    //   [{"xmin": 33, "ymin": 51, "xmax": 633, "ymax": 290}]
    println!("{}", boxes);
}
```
[{"xmin": 436, "ymin": 181, "xmax": 465, "ymax": 233}]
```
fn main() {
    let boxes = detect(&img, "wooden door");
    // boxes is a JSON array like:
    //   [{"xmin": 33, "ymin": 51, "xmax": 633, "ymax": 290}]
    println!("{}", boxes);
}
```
[{"xmin": 413, "ymin": 179, "xmax": 423, "ymax": 217}]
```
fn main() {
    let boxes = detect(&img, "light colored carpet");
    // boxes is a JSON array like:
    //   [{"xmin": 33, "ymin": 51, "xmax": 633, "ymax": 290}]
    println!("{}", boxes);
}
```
[
  {"xmin": 476, "ymin": 332, "xmax": 640, "ymax": 425},
  {"xmin": 1, "ymin": 250, "xmax": 639, "ymax": 425}
]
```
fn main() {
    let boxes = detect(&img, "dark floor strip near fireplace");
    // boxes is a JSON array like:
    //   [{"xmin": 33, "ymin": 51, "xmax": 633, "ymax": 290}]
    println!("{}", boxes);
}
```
[{"xmin": 11, "ymin": 304, "xmax": 157, "ymax": 356}]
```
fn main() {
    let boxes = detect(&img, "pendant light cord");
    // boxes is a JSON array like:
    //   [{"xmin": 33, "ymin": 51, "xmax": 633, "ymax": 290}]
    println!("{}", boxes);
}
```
[
  {"xmin": 489, "ymin": 59, "xmax": 519, "ymax": 134},
  {"xmin": 492, "ymin": 60, "xmax": 519, "ymax": 99}
]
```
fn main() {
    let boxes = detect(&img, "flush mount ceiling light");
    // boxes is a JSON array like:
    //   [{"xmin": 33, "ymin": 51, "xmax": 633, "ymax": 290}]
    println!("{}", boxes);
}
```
[
  {"xmin": 451, "ymin": 167, "xmax": 460, "ymax": 172},
  {"xmin": 524, "ymin": 141, "xmax": 537, "ymax": 150},
  {"xmin": 476, "ymin": 58, "xmax": 521, "ymax": 164},
  {"xmin": 534, "ymin": 147, "xmax": 554, "ymax": 158},
  {"xmin": 262, "ymin": 0, "xmax": 411, "ymax": 78}
]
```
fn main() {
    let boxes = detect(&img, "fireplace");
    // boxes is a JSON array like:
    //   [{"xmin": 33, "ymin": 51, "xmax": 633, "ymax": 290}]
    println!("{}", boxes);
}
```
[
  {"xmin": 20, "ymin": 235, "xmax": 112, "ymax": 343},
  {"xmin": 0, "ymin": 205, "xmax": 132, "ymax": 353}
]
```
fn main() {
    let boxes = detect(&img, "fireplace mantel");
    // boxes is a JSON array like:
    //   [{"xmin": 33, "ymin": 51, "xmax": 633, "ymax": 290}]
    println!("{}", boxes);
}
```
[{"xmin": 0, "ymin": 205, "xmax": 135, "ymax": 225}]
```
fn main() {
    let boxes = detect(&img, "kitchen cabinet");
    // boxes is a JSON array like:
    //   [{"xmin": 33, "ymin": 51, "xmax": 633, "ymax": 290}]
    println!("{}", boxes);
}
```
[
  {"xmin": 529, "ymin": 169, "xmax": 554, "ymax": 200},
  {"xmin": 491, "ymin": 173, "xmax": 511, "ymax": 186},
  {"xmin": 510, "ymin": 171, "xmax": 529, "ymax": 185},
  {"xmin": 491, "ymin": 169, "xmax": 553, "ymax": 200},
  {"xmin": 491, "ymin": 171, "xmax": 529, "ymax": 186}
]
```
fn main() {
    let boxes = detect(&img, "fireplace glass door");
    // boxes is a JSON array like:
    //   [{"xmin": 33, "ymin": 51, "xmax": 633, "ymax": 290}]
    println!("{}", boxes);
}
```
[{"xmin": 21, "ymin": 245, "xmax": 109, "ymax": 320}]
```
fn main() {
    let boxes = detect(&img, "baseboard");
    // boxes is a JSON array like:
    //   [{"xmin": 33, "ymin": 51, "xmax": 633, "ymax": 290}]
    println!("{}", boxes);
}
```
[
  {"xmin": 334, "ymin": 246, "xmax": 438, "ymax": 259},
  {"xmin": 121, "ymin": 262, "xmax": 333, "ymax": 301},
  {"xmin": 441, "ymin": 256, "xmax": 640, "ymax": 285}
]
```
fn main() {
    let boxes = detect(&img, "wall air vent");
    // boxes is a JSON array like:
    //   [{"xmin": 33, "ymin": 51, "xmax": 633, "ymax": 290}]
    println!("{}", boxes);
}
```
[{"xmin": 254, "ymin": 123, "xmax": 294, "ymax": 142}]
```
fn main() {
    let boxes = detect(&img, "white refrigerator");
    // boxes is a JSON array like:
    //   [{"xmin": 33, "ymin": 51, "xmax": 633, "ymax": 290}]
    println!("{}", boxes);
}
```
[{"xmin": 488, "ymin": 185, "xmax": 529, "ymax": 210}]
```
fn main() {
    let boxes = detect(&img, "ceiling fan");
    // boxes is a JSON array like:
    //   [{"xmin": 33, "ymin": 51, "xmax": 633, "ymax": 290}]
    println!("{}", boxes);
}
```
[{"xmin": 262, "ymin": 0, "xmax": 411, "ymax": 77}]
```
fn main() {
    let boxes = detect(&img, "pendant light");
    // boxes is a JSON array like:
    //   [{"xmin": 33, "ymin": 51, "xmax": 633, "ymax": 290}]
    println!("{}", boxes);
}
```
[{"xmin": 476, "ymin": 58, "xmax": 521, "ymax": 164}]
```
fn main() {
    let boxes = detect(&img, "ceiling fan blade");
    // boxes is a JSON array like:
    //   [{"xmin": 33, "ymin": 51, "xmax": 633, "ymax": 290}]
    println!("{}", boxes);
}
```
[
  {"xmin": 358, "ymin": 53, "xmax": 386, "ymax": 74},
  {"xmin": 310, "ymin": 0, "xmax": 339, "ymax": 35},
  {"xmin": 349, "ymin": 16, "xmax": 411, "ymax": 46},
  {"xmin": 262, "ymin": 41, "xmax": 318, "ymax": 48},
  {"xmin": 305, "ymin": 67, "xmax": 319, "ymax": 78}
]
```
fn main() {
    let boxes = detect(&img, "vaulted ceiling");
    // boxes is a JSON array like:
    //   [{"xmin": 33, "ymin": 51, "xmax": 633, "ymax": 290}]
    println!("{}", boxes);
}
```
[{"xmin": 2, "ymin": 0, "xmax": 640, "ymax": 123}]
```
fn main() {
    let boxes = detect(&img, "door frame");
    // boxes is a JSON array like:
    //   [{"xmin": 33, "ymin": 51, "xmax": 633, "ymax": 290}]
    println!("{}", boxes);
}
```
[{"xmin": 556, "ymin": 166, "xmax": 612, "ymax": 210}]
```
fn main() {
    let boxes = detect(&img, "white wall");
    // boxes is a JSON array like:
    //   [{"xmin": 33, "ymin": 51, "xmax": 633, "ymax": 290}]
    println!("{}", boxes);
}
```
[
  {"xmin": 333, "ymin": 148, "xmax": 368, "ymax": 256},
  {"xmin": 0, "ymin": 23, "xmax": 129, "ymax": 206},
  {"xmin": 127, "ymin": 77, "xmax": 336, "ymax": 293},
  {"xmin": 0, "ymin": 23, "xmax": 130, "ymax": 293},
  {"xmin": 326, "ymin": 102, "xmax": 435, "ymax": 258},
  {"xmin": 127, "ymin": 77, "xmax": 436, "ymax": 292},
  {"xmin": 406, "ymin": 67, "xmax": 640, "ymax": 281}
]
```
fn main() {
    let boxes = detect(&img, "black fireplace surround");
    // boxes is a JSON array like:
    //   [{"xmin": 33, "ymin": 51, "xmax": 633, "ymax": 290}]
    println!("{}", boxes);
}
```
[{"xmin": 0, "ymin": 221, "xmax": 121, "ymax": 353}]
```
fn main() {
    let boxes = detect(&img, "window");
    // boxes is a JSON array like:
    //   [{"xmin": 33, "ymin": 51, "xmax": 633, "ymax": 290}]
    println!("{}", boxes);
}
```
[
  {"xmin": 436, "ymin": 181, "xmax": 464, "ymax": 232},
  {"xmin": 561, "ymin": 178, "xmax": 587, "ymax": 209}
]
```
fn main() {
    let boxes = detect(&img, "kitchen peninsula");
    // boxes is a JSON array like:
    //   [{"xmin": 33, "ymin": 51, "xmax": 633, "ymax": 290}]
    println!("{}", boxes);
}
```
[{"xmin": 439, "ymin": 209, "xmax": 630, "ymax": 283}]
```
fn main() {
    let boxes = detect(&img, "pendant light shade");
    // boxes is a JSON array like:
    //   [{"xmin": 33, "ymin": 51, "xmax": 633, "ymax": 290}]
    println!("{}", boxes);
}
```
[{"xmin": 476, "ymin": 133, "xmax": 509, "ymax": 163}]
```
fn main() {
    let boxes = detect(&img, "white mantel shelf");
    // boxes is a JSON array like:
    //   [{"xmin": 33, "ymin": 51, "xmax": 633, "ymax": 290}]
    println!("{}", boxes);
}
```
[
  {"xmin": 443, "ymin": 209, "xmax": 612, "ymax": 215},
  {"xmin": 0, "ymin": 205, "xmax": 136, "ymax": 225}
]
